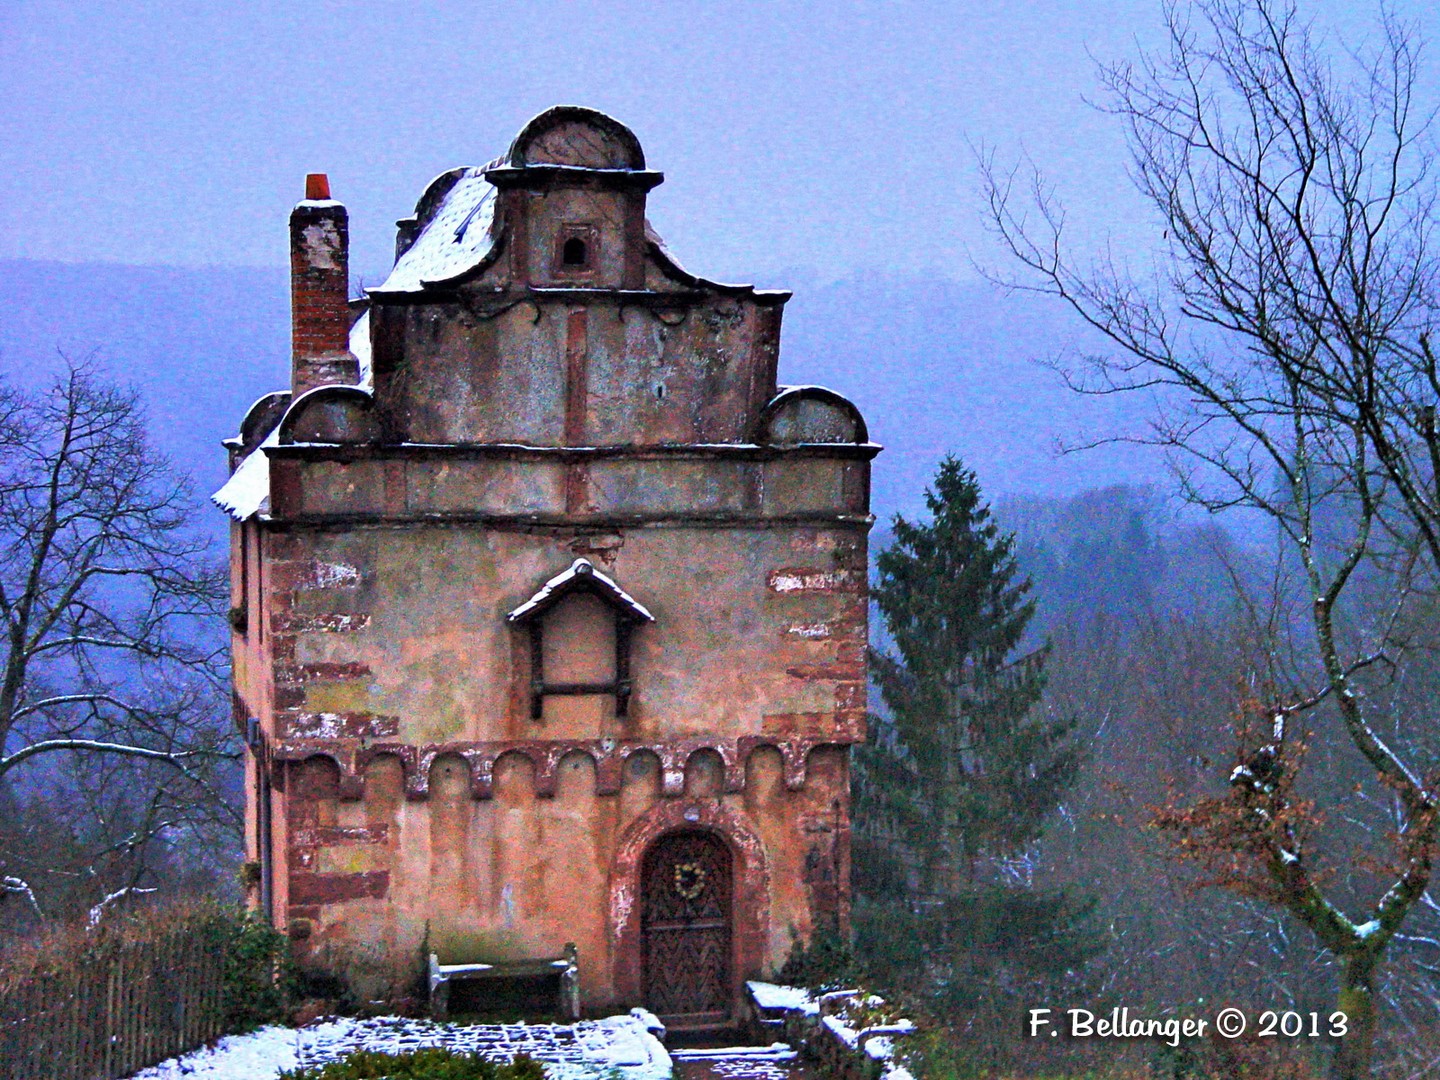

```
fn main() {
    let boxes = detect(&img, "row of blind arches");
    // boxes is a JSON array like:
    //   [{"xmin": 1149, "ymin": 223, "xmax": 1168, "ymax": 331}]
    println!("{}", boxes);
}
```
[{"xmin": 284, "ymin": 741, "xmax": 846, "ymax": 803}]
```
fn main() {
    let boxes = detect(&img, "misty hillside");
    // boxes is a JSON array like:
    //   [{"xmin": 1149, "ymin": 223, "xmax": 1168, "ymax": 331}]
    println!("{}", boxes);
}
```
[
  {"xmin": 0, "ymin": 260, "xmax": 290, "ymax": 502},
  {"xmin": 0, "ymin": 260, "xmax": 1168, "ymax": 526}
]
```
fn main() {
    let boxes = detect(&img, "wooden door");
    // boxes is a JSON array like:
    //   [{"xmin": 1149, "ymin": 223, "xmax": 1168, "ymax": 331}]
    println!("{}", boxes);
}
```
[{"xmin": 641, "ymin": 830, "xmax": 733, "ymax": 1024}]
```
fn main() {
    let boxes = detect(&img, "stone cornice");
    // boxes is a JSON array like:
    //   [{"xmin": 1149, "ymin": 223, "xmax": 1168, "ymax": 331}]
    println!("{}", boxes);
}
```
[{"xmin": 264, "ymin": 441, "xmax": 883, "ymax": 463}]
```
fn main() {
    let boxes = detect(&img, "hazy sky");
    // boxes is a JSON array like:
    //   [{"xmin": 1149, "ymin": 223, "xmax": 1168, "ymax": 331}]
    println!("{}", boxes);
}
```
[{"xmin": 4, "ymin": 0, "xmax": 1432, "ymax": 287}]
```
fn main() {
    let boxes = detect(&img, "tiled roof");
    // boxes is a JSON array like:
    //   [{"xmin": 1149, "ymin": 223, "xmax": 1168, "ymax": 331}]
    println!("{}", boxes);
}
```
[{"xmin": 371, "ymin": 168, "xmax": 498, "ymax": 296}]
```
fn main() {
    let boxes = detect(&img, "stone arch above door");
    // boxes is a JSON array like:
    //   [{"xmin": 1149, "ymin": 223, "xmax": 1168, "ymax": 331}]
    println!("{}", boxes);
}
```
[{"xmin": 608, "ymin": 800, "xmax": 769, "ymax": 1011}]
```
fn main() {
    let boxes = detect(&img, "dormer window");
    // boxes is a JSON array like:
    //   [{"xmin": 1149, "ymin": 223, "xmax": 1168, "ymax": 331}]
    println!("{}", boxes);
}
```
[
  {"xmin": 507, "ymin": 558, "xmax": 653, "ymax": 720},
  {"xmin": 554, "ymin": 225, "xmax": 598, "ymax": 277}
]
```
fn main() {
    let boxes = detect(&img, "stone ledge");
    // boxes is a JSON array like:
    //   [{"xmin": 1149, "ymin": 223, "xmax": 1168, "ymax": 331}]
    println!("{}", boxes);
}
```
[{"xmin": 744, "ymin": 981, "xmax": 917, "ymax": 1080}]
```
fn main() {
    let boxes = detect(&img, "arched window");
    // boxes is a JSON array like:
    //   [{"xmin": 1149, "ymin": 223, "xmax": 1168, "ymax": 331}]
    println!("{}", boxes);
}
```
[
  {"xmin": 554, "ymin": 225, "xmax": 598, "ymax": 276},
  {"xmin": 562, "ymin": 237, "xmax": 588, "ymax": 266}
]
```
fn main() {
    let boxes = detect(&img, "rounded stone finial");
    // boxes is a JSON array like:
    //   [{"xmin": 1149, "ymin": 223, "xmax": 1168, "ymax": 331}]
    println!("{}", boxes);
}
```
[{"xmin": 507, "ymin": 106, "xmax": 646, "ymax": 170}]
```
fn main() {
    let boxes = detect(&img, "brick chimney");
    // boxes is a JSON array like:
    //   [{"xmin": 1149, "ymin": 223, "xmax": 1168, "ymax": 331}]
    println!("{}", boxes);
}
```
[{"xmin": 290, "ymin": 174, "xmax": 359, "ymax": 397}]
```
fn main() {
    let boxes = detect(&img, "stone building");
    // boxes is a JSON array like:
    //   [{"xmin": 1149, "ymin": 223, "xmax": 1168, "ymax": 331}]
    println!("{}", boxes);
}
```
[{"xmin": 216, "ymin": 107, "xmax": 877, "ymax": 1027}]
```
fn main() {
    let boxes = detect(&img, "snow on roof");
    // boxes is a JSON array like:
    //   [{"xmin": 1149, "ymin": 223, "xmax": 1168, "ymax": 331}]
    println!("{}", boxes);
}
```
[
  {"xmin": 351, "ymin": 308, "xmax": 372, "ymax": 387},
  {"xmin": 372, "ymin": 168, "xmax": 498, "ymax": 295},
  {"xmin": 507, "ymin": 558, "xmax": 654, "ymax": 624},
  {"xmin": 212, "ymin": 427, "xmax": 277, "ymax": 520},
  {"xmin": 213, "ymin": 311, "xmax": 370, "ymax": 521},
  {"xmin": 367, "ymin": 158, "xmax": 785, "ymax": 302}
]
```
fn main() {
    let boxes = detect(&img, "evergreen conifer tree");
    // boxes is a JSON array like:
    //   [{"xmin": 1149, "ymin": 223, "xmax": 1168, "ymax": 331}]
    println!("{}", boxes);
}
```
[{"xmin": 853, "ymin": 457, "xmax": 1095, "ymax": 1008}]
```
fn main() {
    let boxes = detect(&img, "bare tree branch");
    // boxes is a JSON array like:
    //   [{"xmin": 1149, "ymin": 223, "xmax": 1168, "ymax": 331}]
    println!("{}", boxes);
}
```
[
  {"xmin": 981, "ymin": 2, "xmax": 1440, "ymax": 1074},
  {"xmin": 0, "ymin": 358, "xmax": 237, "ymax": 924}
]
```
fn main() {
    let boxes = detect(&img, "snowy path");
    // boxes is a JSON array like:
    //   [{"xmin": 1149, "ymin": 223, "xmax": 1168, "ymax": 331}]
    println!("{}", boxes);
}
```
[
  {"xmin": 670, "ymin": 1043, "xmax": 807, "ymax": 1080},
  {"xmin": 128, "ymin": 1012, "xmax": 672, "ymax": 1080}
]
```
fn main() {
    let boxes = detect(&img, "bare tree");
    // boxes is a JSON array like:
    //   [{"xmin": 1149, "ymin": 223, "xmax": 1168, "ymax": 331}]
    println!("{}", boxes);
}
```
[
  {"xmin": 982, "ymin": 1, "xmax": 1440, "ymax": 1075},
  {"xmin": 0, "ymin": 361, "xmax": 238, "ymax": 925}
]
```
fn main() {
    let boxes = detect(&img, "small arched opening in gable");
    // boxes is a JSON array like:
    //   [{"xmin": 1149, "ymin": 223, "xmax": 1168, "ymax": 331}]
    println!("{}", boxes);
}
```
[{"xmin": 554, "ymin": 224, "xmax": 598, "ymax": 277}]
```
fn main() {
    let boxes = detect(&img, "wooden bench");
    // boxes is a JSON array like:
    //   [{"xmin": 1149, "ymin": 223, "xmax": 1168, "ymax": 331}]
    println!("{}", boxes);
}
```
[{"xmin": 428, "ymin": 943, "xmax": 579, "ymax": 1020}]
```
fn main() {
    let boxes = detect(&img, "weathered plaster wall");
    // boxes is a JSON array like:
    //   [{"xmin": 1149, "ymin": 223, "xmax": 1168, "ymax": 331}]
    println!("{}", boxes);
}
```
[
  {"xmin": 258, "ymin": 523, "xmax": 865, "ymax": 747},
  {"xmin": 251, "ymin": 514, "xmax": 864, "ymax": 1005},
  {"xmin": 373, "ymin": 296, "xmax": 780, "ymax": 449},
  {"xmin": 273, "ymin": 731, "xmax": 851, "ymax": 1009}
]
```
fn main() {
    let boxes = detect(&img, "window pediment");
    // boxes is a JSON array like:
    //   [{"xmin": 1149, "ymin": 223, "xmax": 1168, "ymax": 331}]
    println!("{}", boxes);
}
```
[{"xmin": 507, "ymin": 559, "xmax": 653, "ymax": 721}]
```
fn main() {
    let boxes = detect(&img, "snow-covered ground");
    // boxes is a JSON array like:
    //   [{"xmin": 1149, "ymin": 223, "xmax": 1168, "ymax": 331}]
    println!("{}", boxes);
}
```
[
  {"xmin": 744, "ymin": 982, "xmax": 816, "ymax": 1015},
  {"xmin": 670, "ymin": 1043, "xmax": 797, "ymax": 1080},
  {"xmin": 129, "ymin": 1011, "xmax": 672, "ymax": 1080}
]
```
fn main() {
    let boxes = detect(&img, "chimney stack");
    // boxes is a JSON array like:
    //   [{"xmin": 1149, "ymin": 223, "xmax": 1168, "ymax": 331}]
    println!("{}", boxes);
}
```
[{"xmin": 290, "ymin": 174, "xmax": 359, "ymax": 397}]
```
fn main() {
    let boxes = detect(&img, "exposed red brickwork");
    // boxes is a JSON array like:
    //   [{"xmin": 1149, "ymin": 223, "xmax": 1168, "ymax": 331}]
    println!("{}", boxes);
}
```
[
  {"xmin": 285, "ymin": 757, "xmax": 337, "ymax": 893},
  {"xmin": 271, "ymin": 612, "xmax": 370, "ymax": 634},
  {"xmin": 763, "ymin": 712, "xmax": 868, "ymax": 742},
  {"xmin": 564, "ymin": 308, "xmax": 589, "ymax": 448},
  {"xmin": 772, "ymin": 560, "xmax": 869, "ymax": 731},
  {"xmin": 261, "ymin": 554, "xmax": 380, "ymax": 744},
  {"xmin": 290, "ymin": 194, "xmax": 357, "ymax": 397},
  {"xmin": 760, "ymin": 711, "xmax": 832, "ymax": 734},
  {"xmin": 293, "ymin": 824, "xmax": 390, "ymax": 846},
  {"xmin": 785, "ymin": 660, "xmax": 865, "ymax": 681},
  {"xmin": 290, "ymin": 870, "xmax": 390, "ymax": 905},
  {"xmin": 766, "ymin": 567, "xmax": 867, "ymax": 593},
  {"xmin": 282, "ymin": 756, "xmax": 390, "ymax": 950},
  {"xmin": 284, "ymin": 712, "xmax": 399, "ymax": 740}
]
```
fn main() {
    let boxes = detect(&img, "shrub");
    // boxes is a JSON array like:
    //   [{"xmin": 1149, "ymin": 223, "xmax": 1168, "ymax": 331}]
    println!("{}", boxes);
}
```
[
  {"xmin": 221, "ymin": 906, "xmax": 299, "ymax": 1031},
  {"xmin": 776, "ymin": 925, "xmax": 861, "ymax": 992}
]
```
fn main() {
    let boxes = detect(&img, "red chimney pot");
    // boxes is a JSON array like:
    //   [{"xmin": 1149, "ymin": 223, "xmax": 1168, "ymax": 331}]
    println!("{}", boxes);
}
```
[{"xmin": 289, "ymin": 176, "xmax": 356, "ymax": 396}]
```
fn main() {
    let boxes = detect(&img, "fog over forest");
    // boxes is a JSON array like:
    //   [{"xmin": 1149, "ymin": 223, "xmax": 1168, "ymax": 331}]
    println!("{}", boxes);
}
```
[
  {"xmin": 0, "ymin": 259, "xmax": 1174, "ymax": 522},
  {"xmin": 5, "ymin": 255, "xmax": 1437, "ymax": 1076}
]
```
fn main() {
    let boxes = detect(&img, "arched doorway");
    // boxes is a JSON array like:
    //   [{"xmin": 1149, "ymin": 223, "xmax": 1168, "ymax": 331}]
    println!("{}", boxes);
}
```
[{"xmin": 641, "ymin": 829, "xmax": 733, "ymax": 1024}]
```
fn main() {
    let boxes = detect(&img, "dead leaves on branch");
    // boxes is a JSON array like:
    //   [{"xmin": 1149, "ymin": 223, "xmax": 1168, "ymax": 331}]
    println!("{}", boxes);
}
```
[{"xmin": 1152, "ymin": 695, "xmax": 1330, "ymax": 905}]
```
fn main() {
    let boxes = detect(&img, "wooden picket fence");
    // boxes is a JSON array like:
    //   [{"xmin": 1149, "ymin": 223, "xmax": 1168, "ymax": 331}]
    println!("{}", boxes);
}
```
[{"xmin": 0, "ymin": 905, "xmax": 231, "ymax": 1080}]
